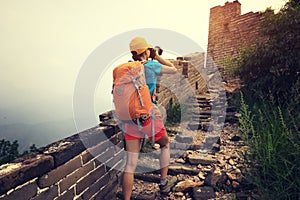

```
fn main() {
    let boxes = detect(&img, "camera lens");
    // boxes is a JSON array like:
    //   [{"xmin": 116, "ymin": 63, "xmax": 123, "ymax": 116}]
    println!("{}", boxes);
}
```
[{"xmin": 155, "ymin": 46, "xmax": 163, "ymax": 55}]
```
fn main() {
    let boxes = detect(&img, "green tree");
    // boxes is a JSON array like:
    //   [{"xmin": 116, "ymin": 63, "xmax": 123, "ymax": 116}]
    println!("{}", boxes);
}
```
[
  {"xmin": 0, "ymin": 139, "xmax": 19, "ymax": 165},
  {"xmin": 0, "ymin": 140, "xmax": 39, "ymax": 165},
  {"xmin": 235, "ymin": 1, "xmax": 300, "ymax": 198},
  {"xmin": 237, "ymin": 0, "xmax": 300, "ymax": 131},
  {"xmin": 29, "ymin": 144, "xmax": 38, "ymax": 152}
]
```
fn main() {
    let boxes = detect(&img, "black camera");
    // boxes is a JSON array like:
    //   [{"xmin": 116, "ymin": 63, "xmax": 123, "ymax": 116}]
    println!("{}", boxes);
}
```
[
  {"xmin": 149, "ymin": 46, "xmax": 163, "ymax": 59},
  {"xmin": 155, "ymin": 46, "xmax": 163, "ymax": 56}
]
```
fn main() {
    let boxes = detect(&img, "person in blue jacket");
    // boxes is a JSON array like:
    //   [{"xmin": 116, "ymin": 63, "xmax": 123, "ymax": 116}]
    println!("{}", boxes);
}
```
[{"xmin": 121, "ymin": 37, "xmax": 177, "ymax": 199}]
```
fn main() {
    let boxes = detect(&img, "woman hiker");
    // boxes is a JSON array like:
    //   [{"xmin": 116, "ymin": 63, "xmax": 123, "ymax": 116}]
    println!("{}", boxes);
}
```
[{"xmin": 121, "ymin": 37, "xmax": 178, "ymax": 199}]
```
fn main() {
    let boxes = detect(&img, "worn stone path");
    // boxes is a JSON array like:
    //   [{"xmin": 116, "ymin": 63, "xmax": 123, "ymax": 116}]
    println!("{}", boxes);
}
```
[
  {"xmin": 116, "ymin": 124, "xmax": 257, "ymax": 200},
  {"xmin": 114, "ymin": 94, "xmax": 257, "ymax": 200}
]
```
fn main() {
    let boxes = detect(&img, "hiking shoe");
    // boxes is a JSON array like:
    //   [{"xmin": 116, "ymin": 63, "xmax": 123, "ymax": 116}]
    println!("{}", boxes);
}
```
[{"xmin": 159, "ymin": 176, "xmax": 177, "ymax": 194}]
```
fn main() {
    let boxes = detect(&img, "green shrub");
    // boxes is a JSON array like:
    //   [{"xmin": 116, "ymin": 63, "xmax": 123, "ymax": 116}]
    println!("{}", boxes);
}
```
[
  {"xmin": 165, "ymin": 102, "xmax": 189, "ymax": 126},
  {"xmin": 239, "ymin": 94, "xmax": 300, "ymax": 199},
  {"xmin": 235, "ymin": 0, "xmax": 300, "ymax": 133},
  {"xmin": 166, "ymin": 102, "xmax": 181, "ymax": 125},
  {"xmin": 0, "ymin": 139, "xmax": 19, "ymax": 165},
  {"xmin": 0, "ymin": 140, "xmax": 38, "ymax": 165}
]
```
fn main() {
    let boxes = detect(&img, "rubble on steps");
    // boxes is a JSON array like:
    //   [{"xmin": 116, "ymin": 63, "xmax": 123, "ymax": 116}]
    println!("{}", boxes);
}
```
[{"xmin": 116, "ymin": 123, "xmax": 258, "ymax": 200}]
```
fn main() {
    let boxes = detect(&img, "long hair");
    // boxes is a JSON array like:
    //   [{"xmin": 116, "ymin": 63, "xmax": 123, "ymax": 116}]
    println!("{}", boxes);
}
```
[{"xmin": 131, "ymin": 51, "xmax": 143, "ymax": 61}]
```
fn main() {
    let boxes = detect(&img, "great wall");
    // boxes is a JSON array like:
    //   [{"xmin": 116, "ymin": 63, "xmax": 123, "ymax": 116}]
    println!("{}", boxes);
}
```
[{"xmin": 0, "ymin": 1, "xmax": 272, "ymax": 199}]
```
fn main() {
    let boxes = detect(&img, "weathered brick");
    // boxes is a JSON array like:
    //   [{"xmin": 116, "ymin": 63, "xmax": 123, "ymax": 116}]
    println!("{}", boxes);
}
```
[
  {"xmin": 92, "ymin": 174, "xmax": 119, "ymax": 200},
  {"xmin": 108, "ymin": 167, "xmax": 120, "ymax": 180},
  {"xmin": 94, "ymin": 146, "xmax": 115, "ymax": 167},
  {"xmin": 109, "ymin": 131, "xmax": 122, "ymax": 145},
  {"xmin": 42, "ymin": 135, "xmax": 86, "ymax": 167},
  {"xmin": 81, "ymin": 150, "xmax": 94, "ymax": 165},
  {"xmin": 31, "ymin": 185, "xmax": 58, "ymax": 200},
  {"xmin": 59, "ymin": 161, "xmax": 94, "ymax": 193},
  {"xmin": 115, "ymin": 140, "xmax": 124, "ymax": 149},
  {"xmin": 99, "ymin": 110, "xmax": 113, "ymax": 122},
  {"xmin": 106, "ymin": 149, "xmax": 126, "ymax": 170},
  {"xmin": 76, "ymin": 164, "xmax": 106, "ymax": 194},
  {"xmin": 0, "ymin": 179, "xmax": 37, "ymax": 200},
  {"xmin": 55, "ymin": 187, "xmax": 75, "ymax": 200},
  {"xmin": 208, "ymin": 1, "xmax": 265, "ymax": 65},
  {"xmin": 79, "ymin": 173, "xmax": 110, "ymax": 199},
  {"xmin": 84, "ymin": 140, "xmax": 111, "ymax": 162},
  {"xmin": 0, "ymin": 155, "xmax": 53, "ymax": 195},
  {"xmin": 100, "ymin": 119, "xmax": 120, "ymax": 134},
  {"xmin": 79, "ymin": 126, "xmax": 113, "ymax": 148},
  {"xmin": 42, "ymin": 126, "xmax": 116, "ymax": 168},
  {"xmin": 38, "ymin": 155, "xmax": 82, "ymax": 188},
  {"xmin": 109, "ymin": 159, "xmax": 125, "ymax": 176}
]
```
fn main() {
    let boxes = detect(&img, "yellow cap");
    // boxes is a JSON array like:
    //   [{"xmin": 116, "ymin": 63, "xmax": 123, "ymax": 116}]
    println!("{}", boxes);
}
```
[{"xmin": 129, "ymin": 37, "xmax": 152, "ymax": 55}]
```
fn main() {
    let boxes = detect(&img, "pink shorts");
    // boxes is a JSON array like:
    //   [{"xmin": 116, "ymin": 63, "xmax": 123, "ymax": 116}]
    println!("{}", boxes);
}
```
[{"xmin": 124, "ymin": 117, "xmax": 167, "ymax": 142}]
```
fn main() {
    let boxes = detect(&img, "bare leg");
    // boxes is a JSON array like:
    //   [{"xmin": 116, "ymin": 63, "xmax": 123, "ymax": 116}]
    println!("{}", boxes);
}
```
[
  {"xmin": 122, "ymin": 139, "xmax": 141, "ymax": 200},
  {"xmin": 156, "ymin": 134, "xmax": 170, "ymax": 178}
]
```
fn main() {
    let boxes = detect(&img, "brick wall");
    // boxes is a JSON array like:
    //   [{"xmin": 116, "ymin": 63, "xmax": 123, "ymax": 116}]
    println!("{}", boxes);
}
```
[
  {"xmin": 156, "ymin": 53, "xmax": 208, "ymax": 108},
  {"xmin": 207, "ymin": 0, "xmax": 269, "ymax": 64},
  {"xmin": 0, "ymin": 113, "xmax": 124, "ymax": 200},
  {"xmin": 0, "ymin": 53, "xmax": 208, "ymax": 200}
]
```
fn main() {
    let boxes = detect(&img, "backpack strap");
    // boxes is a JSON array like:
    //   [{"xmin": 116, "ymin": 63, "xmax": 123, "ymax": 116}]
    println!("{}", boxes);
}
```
[
  {"xmin": 151, "ymin": 106, "xmax": 156, "ymax": 147},
  {"xmin": 131, "ymin": 77, "xmax": 145, "ymax": 107}
]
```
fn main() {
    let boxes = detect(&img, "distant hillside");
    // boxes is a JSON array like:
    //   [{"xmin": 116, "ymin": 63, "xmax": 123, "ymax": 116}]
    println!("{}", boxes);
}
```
[{"xmin": 0, "ymin": 119, "xmax": 77, "ymax": 152}]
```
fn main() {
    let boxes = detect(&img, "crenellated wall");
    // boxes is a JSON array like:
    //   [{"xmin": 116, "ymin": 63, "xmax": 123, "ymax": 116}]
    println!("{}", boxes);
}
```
[
  {"xmin": 207, "ymin": 0, "xmax": 270, "ymax": 64},
  {"xmin": 156, "ymin": 53, "xmax": 207, "ymax": 108},
  {"xmin": 0, "ymin": 114, "xmax": 124, "ymax": 200}
]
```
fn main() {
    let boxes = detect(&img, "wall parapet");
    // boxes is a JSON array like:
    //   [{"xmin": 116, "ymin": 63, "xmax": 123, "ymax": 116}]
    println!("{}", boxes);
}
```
[
  {"xmin": 0, "ymin": 112, "xmax": 123, "ymax": 200},
  {"xmin": 207, "ymin": 0, "xmax": 271, "ymax": 64}
]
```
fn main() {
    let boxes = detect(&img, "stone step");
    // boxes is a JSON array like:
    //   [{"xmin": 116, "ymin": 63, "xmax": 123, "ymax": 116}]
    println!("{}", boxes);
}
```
[
  {"xmin": 116, "ymin": 178, "xmax": 159, "ymax": 200},
  {"xmin": 190, "ymin": 118, "xmax": 212, "ymax": 123},
  {"xmin": 188, "ymin": 122, "xmax": 212, "ymax": 131},
  {"xmin": 186, "ymin": 110, "xmax": 212, "ymax": 116},
  {"xmin": 186, "ymin": 102, "xmax": 212, "ymax": 108},
  {"xmin": 196, "ymin": 95, "xmax": 211, "ymax": 101},
  {"xmin": 187, "ymin": 115, "xmax": 211, "ymax": 121}
]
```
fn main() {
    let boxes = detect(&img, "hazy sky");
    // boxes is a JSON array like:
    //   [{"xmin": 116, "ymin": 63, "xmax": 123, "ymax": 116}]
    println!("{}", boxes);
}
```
[{"xmin": 0, "ymin": 0, "xmax": 286, "ymax": 126}]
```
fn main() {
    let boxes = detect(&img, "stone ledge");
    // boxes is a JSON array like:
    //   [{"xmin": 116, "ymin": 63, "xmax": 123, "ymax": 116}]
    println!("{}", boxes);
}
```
[
  {"xmin": 0, "ymin": 154, "xmax": 53, "ymax": 195},
  {"xmin": 0, "ymin": 179, "xmax": 38, "ymax": 200},
  {"xmin": 40, "ymin": 126, "xmax": 115, "ymax": 167},
  {"xmin": 38, "ymin": 154, "xmax": 82, "ymax": 188}
]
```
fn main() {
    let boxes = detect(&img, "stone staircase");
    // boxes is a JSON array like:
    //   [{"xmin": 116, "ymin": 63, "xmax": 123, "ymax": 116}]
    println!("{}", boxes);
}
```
[
  {"xmin": 114, "ymin": 94, "xmax": 256, "ymax": 200},
  {"xmin": 115, "ymin": 123, "xmax": 256, "ymax": 200},
  {"xmin": 187, "ymin": 93, "xmax": 239, "ymax": 131}
]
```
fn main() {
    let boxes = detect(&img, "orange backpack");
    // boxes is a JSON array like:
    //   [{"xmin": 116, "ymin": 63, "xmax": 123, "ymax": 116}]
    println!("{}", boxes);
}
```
[{"xmin": 112, "ymin": 61, "xmax": 153, "ymax": 122}]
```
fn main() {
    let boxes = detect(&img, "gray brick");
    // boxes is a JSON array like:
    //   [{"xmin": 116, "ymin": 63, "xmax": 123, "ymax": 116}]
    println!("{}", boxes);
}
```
[
  {"xmin": 0, "ymin": 180, "xmax": 37, "ymax": 200},
  {"xmin": 38, "ymin": 155, "xmax": 81, "ymax": 188},
  {"xmin": 92, "ymin": 174, "xmax": 119, "ymax": 200},
  {"xmin": 0, "ymin": 155, "xmax": 53, "ymax": 195},
  {"xmin": 59, "ymin": 161, "xmax": 94, "ymax": 193},
  {"xmin": 106, "ymin": 149, "xmax": 126, "ymax": 170},
  {"xmin": 80, "ymin": 173, "xmax": 110, "ymax": 199},
  {"xmin": 55, "ymin": 187, "xmax": 75, "ymax": 200},
  {"xmin": 94, "ymin": 146, "xmax": 115, "ymax": 167},
  {"xmin": 76, "ymin": 164, "xmax": 106, "ymax": 194},
  {"xmin": 31, "ymin": 185, "xmax": 59, "ymax": 200}
]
